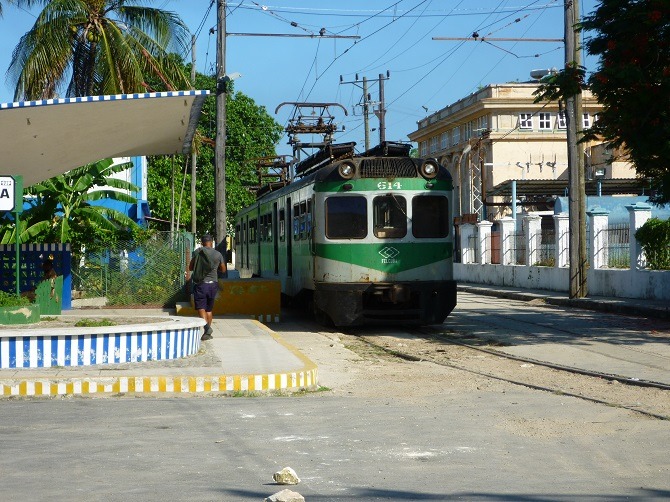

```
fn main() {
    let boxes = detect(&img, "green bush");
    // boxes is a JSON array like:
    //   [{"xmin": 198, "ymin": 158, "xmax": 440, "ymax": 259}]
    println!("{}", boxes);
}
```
[
  {"xmin": 635, "ymin": 218, "xmax": 670, "ymax": 270},
  {"xmin": 0, "ymin": 291, "xmax": 31, "ymax": 307}
]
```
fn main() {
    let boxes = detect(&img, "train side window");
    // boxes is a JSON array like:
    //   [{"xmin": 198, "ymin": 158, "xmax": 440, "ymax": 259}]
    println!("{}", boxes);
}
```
[
  {"xmin": 373, "ymin": 195, "xmax": 407, "ymax": 239},
  {"xmin": 325, "ymin": 196, "xmax": 367, "ymax": 239},
  {"xmin": 412, "ymin": 195, "xmax": 449, "ymax": 238},
  {"xmin": 279, "ymin": 209, "xmax": 285, "ymax": 241},
  {"xmin": 267, "ymin": 213, "xmax": 273, "ymax": 241},
  {"xmin": 306, "ymin": 199, "xmax": 312, "ymax": 234},
  {"xmin": 293, "ymin": 204, "xmax": 300, "ymax": 240},
  {"xmin": 299, "ymin": 201, "xmax": 307, "ymax": 239},
  {"xmin": 235, "ymin": 224, "xmax": 241, "ymax": 246},
  {"xmin": 250, "ymin": 218, "xmax": 257, "ymax": 243}
]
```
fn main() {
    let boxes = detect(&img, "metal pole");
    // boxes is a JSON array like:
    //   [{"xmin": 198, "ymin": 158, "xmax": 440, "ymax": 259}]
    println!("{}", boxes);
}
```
[
  {"xmin": 564, "ymin": 0, "xmax": 586, "ymax": 298},
  {"xmin": 215, "ymin": 0, "xmax": 227, "ymax": 245},
  {"xmin": 190, "ymin": 35, "xmax": 198, "ymax": 235},
  {"xmin": 363, "ymin": 77, "xmax": 370, "ymax": 151},
  {"xmin": 15, "ymin": 209, "xmax": 20, "ymax": 295},
  {"xmin": 378, "ymin": 73, "xmax": 386, "ymax": 144}
]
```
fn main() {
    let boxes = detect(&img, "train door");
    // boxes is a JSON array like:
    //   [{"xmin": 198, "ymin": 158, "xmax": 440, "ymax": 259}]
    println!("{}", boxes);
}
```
[
  {"xmin": 273, "ymin": 202, "xmax": 279, "ymax": 275},
  {"xmin": 286, "ymin": 197, "xmax": 293, "ymax": 277}
]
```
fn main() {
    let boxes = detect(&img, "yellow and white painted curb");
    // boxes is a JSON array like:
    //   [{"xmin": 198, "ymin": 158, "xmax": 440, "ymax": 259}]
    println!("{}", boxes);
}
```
[{"xmin": 0, "ymin": 322, "xmax": 318, "ymax": 398}]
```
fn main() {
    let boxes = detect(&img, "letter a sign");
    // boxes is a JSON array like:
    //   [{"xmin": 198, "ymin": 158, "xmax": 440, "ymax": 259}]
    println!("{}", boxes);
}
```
[{"xmin": 0, "ymin": 175, "xmax": 21, "ymax": 212}]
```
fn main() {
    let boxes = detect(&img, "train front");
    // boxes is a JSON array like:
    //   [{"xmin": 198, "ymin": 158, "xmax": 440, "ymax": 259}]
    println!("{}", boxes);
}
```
[{"xmin": 311, "ymin": 144, "xmax": 457, "ymax": 326}]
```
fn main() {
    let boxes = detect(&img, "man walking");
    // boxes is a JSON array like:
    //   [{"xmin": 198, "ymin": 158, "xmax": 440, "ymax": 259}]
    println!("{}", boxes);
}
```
[{"xmin": 189, "ymin": 234, "xmax": 227, "ymax": 340}]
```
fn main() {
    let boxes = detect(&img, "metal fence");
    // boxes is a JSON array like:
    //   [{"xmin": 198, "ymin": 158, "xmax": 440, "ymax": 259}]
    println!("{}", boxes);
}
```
[
  {"xmin": 604, "ymin": 223, "xmax": 630, "ymax": 269},
  {"xmin": 537, "ymin": 228, "xmax": 556, "ymax": 266},
  {"xmin": 511, "ymin": 232, "xmax": 526, "ymax": 265},
  {"xmin": 71, "ymin": 231, "xmax": 193, "ymax": 307}
]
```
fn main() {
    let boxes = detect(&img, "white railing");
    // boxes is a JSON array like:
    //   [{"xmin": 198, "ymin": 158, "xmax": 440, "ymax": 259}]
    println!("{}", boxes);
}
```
[{"xmin": 456, "ymin": 203, "xmax": 669, "ymax": 300}]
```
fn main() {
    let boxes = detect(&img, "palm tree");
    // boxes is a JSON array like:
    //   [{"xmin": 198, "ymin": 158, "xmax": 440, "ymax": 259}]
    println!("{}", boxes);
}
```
[
  {"xmin": 1, "ymin": 158, "xmax": 141, "ymax": 245},
  {"xmin": 7, "ymin": 0, "xmax": 191, "ymax": 100}
]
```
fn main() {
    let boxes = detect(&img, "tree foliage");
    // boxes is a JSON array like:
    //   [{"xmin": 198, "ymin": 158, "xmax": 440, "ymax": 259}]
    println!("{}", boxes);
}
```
[
  {"xmin": 146, "ymin": 70, "xmax": 284, "ymax": 237},
  {"xmin": 7, "ymin": 0, "xmax": 191, "ymax": 99},
  {"xmin": 582, "ymin": 0, "xmax": 670, "ymax": 203},
  {"xmin": 0, "ymin": 159, "xmax": 141, "ymax": 251}
]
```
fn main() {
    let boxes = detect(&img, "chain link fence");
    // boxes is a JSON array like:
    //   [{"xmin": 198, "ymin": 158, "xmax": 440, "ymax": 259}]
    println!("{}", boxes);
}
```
[{"xmin": 71, "ymin": 232, "xmax": 194, "ymax": 307}]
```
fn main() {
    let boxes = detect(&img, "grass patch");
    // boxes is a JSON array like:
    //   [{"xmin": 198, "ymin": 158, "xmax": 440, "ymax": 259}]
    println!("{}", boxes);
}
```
[
  {"xmin": 41, "ymin": 316, "xmax": 58, "ymax": 321},
  {"xmin": 74, "ymin": 318, "xmax": 117, "ymax": 327}
]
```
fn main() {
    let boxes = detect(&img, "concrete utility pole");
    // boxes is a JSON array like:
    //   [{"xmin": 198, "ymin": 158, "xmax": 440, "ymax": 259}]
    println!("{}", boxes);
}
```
[
  {"xmin": 374, "ymin": 72, "xmax": 389, "ymax": 144},
  {"xmin": 564, "ymin": 0, "xmax": 587, "ymax": 298},
  {"xmin": 363, "ymin": 77, "xmax": 370, "ymax": 151},
  {"xmin": 215, "ymin": 0, "xmax": 227, "ymax": 246},
  {"xmin": 341, "ymin": 71, "xmax": 389, "ymax": 150},
  {"xmin": 190, "ymin": 35, "xmax": 197, "ymax": 235}
]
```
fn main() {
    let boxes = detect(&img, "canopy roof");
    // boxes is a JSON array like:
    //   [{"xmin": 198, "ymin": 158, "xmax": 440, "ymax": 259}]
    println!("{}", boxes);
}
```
[
  {"xmin": 487, "ymin": 178, "xmax": 648, "ymax": 198},
  {"xmin": 0, "ymin": 90, "xmax": 209, "ymax": 187}
]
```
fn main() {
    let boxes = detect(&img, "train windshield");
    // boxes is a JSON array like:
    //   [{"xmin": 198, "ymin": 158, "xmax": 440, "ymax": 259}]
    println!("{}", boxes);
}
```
[
  {"xmin": 325, "ymin": 196, "xmax": 367, "ymax": 239},
  {"xmin": 412, "ymin": 195, "xmax": 450, "ymax": 238},
  {"xmin": 373, "ymin": 195, "xmax": 407, "ymax": 238}
]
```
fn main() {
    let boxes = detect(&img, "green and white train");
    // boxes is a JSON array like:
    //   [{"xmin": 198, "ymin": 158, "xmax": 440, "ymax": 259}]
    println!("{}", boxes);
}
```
[{"xmin": 234, "ymin": 142, "xmax": 457, "ymax": 326}]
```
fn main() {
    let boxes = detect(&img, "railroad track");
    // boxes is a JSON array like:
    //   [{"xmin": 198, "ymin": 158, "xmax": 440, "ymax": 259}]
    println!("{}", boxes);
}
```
[{"xmin": 352, "ymin": 327, "xmax": 670, "ymax": 421}]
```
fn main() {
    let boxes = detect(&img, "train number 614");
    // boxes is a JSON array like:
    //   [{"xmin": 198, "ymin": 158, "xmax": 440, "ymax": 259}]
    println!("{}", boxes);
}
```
[{"xmin": 377, "ymin": 181, "xmax": 402, "ymax": 190}]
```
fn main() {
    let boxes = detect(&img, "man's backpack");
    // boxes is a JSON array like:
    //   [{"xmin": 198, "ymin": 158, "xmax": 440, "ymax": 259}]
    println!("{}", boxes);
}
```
[{"xmin": 192, "ymin": 248, "xmax": 214, "ymax": 283}]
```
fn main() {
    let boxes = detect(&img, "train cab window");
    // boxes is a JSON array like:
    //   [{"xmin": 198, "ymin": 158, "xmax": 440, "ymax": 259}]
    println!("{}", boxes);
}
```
[
  {"xmin": 412, "ymin": 195, "xmax": 449, "ymax": 238},
  {"xmin": 373, "ymin": 195, "xmax": 407, "ymax": 239},
  {"xmin": 325, "ymin": 196, "xmax": 367, "ymax": 239},
  {"xmin": 235, "ymin": 224, "xmax": 241, "ymax": 246}
]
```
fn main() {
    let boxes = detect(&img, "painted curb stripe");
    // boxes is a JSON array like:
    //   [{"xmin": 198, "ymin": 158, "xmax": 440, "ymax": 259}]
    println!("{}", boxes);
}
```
[{"xmin": 0, "ymin": 367, "xmax": 317, "ymax": 397}]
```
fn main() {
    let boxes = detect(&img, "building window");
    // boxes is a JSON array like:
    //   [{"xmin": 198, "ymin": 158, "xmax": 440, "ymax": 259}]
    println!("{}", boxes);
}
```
[
  {"xmin": 419, "ymin": 141, "xmax": 427, "ymax": 156},
  {"xmin": 429, "ymin": 136, "xmax": 438, "ymax": 153},
  {"xmin": 539, "ymin": 112, "xmax": 552, "ymax": 130},
  {"xmin": 440, "ymin": 132, "xmax": 448, "ymax": 149},
  {"xmin": 519, "ymin": 113, "xmax": 533, "ymax": 129},
  {"xmin": 583, "ymin": 113, "xmax": 591, "ymax": 128},
  {"xmin": 557, "ymin": 111, "xmax": 566, "ymax": 129},
  {"xmin": 452, "ymin": 127, "xmax": 460, "ymax": 145}
]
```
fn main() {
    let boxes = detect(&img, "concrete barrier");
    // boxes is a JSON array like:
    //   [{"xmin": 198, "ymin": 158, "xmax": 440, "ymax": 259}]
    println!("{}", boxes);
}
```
[{"xmin": 176, "ymin": 278, "xmax": 281, "ymax": 323}]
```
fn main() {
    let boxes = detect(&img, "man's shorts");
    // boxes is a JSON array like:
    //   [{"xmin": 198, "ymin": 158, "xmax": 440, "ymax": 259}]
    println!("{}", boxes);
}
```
[{"xmin": 193, "ymin": 282, "xmax": 218, "ymax": 311}]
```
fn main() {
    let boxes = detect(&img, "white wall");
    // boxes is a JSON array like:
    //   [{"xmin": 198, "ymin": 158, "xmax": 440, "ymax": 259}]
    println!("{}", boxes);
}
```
[{"xmin": 455, "ymin": 263, "xmax": 670, "ymax": 301}]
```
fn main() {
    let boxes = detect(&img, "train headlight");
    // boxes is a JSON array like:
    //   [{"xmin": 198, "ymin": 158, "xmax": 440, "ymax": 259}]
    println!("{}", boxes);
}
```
[
  {"xmin": 338, "ymin": 161, "xmax": 356, "ymax": 180},
  {"xmin": 420, "ymin": 159, "xmax": 439, "ymax": 179}
]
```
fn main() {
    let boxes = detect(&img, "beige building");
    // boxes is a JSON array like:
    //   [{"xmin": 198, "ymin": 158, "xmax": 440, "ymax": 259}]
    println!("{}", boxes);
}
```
[{"xmin": 408, "ymin": 83, "xmax": 636, "ymax": 222}]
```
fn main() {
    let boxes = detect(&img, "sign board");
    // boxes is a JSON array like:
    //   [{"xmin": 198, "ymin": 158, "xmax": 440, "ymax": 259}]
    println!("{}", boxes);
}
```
[{"xmin": 0, "ymin": 175, "xmax": 22, "ymax": 213}]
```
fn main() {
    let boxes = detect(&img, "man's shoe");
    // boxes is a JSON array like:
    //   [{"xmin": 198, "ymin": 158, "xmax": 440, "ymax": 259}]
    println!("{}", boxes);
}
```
[
  {"xmin": 204, "ymin": 326, "xmax": 213, "ymax": 336},
  {"xmin": 201, "ymin": 333, "xmax": 213, "ymax": 341}
]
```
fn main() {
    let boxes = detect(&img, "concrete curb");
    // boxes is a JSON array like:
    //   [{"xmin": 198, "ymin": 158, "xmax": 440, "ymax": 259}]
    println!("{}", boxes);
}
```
[{"xmin": 0, "ymin": 324, "xmax": 318, "ymax": 398}]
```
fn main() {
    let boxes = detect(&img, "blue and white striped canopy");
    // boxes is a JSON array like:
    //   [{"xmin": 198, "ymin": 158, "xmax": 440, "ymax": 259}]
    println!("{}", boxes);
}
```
[{"xmin": 0, "ymin": 90, "xmax": 209, "ymax": 186}]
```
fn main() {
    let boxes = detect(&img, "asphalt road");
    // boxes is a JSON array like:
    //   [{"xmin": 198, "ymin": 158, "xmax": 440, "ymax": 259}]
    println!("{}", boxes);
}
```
[{"xmin": 1, "ymin": 294, "xmax": 669, "ymax": 501}]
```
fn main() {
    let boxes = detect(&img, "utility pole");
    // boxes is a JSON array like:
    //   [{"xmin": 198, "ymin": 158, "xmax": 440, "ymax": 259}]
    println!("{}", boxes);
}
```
[
  {"xmin": 340, "ymin": 71, "xmax": 389, "ymax": 149},
  {"xmin": 215, "ymin": 0, "xmax": 227, "ymax": 246},
  {"xmin": 374, "ymin": 72, "xmax": 389, "ymax": 144},
  {"xmin": 564, "ymin": 0, "xmax": 587, "ymax": 298},
  {"xmin": 363, "ymin": 77, "xmax": 370, "ymax": 151},
  {"xmin": 190, "ymin": 35, "xmax": 197, "ymax": 235}
]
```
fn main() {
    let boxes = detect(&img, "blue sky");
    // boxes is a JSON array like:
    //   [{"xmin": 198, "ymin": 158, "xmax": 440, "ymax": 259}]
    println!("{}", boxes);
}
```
[{"xmin": 0, "ymin": 1, "xmax": 599, "ymax": 157}]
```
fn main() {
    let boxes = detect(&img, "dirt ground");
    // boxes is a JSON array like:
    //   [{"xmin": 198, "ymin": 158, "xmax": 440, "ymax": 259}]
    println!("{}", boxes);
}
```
[{"xmin": 285, "ymin": 324, "xmax": 670, "ymax": 424}]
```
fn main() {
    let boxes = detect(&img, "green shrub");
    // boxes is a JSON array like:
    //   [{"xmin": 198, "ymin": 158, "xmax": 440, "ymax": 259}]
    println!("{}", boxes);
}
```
[
  {"xmin": 635, "ymin": 218, "xmax": 670, "ymax": 270},
  {"xmin": 0, "ymin": 291, "xmax": 31, "ymax": 307},
  {"xmin": 74, "ymin": 318, "xmax": 117, "ymax": 327}
]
